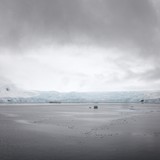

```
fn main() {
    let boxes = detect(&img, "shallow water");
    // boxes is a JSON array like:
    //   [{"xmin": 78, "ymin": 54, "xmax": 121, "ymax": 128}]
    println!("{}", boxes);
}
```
[{"xmin": 0, "ymin": 103, "xmax": 160, "ymax": 160}]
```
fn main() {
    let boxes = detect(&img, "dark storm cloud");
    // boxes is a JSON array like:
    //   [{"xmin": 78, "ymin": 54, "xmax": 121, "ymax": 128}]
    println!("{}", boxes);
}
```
[
  {"xmin": 1, "ymin": 0, "xmax": 160, "ymax": 91},
  {"xmin": 140, "ymin": 67, "xmax": 160, "ymax": 81},
  {"xmin": 0, "ymin": 0, "xmax": 158, "ymax": 53}
]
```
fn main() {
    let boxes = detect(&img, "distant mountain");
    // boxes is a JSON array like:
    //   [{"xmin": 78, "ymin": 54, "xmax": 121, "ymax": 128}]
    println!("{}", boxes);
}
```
[
  {"xmin": 0, "ymin": 79, "xmax": 160, "ymax": 103},
  {"xmin": 0, "ymin": 78, "xmax": 38, "ymax": 103}
]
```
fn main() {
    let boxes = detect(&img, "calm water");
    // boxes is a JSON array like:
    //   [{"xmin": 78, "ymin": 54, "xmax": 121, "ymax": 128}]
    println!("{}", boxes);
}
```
[{"xmin": 0, "ymin": 103, "xmax": 160, "ymax": 160}]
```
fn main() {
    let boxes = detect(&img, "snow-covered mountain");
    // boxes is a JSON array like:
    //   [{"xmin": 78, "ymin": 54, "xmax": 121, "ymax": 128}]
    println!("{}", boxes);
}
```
[
  {"xmin": 0, "ymin": 84, "xmax": 37, "ymax": 98},
  {"xmin": 0, "ymin": 79, "xmax": 160, "ymax": 103},
  {"xmin": 0, "ymin": 78, "xmax": 38, "ymax": 103}
]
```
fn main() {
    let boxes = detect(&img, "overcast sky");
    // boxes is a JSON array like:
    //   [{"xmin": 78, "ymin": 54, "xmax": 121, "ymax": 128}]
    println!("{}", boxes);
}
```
[{"xmin": 0, "ymin": 0, "xmax": 160, "ymax": 92}]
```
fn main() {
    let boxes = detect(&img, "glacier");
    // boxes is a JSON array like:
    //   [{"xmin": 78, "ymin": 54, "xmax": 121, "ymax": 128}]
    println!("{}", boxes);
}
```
[{"xmin": 0, "ymin": 82, "xmax": 160, "ymax": 103}]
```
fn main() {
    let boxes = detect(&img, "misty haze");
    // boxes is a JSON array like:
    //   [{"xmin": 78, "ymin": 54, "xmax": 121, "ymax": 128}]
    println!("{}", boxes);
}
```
[{"xmin": 0, "ymin": 0, "xmax": 160, "ymax": 160}]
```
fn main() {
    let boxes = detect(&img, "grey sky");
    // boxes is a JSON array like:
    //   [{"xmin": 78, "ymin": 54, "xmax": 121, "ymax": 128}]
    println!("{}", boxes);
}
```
[{"xmin": 0, "ymin": 0, "xmax": 160, "ymax": 91}]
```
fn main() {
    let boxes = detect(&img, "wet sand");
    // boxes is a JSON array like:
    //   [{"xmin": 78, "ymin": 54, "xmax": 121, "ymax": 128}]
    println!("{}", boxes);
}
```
[{"xmin": 0, "ymin": 103, "xmax": 160, "ymax": 160}]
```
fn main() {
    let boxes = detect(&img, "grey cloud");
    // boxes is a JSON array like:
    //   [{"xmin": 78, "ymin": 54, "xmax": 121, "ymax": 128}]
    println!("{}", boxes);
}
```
[
  {"xmin": 0, "ymin": 0, "xmax": 158, "ymax": 53},
  {"xmin": 1, "ymin": 0, "xmax": 160, "ymax": 91},
  {"xmin": 140, "ymin": 67, "xmax": 160, "ymax": 81}
]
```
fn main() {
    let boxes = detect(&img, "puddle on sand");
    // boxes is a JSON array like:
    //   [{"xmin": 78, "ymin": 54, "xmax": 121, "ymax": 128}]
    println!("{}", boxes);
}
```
[
  {"xmin": 14, "ymin": 119, "xmax": 30, "ymax": 124},
  {"xmin": 0, "ymin": 113, "xmax": 18, "ymax": 117}
]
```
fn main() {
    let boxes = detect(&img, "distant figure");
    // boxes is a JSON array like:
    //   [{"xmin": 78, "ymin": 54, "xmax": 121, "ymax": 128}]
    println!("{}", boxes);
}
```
[
  {"xmin": 140, "ymin": 99, "xmax": 144, "ymax": 103},
  {"xmin": 94, "ymin": 105, "xmax": 98, "ymax": 109},
  {"xmin": 6, "ymin": 88, "xmax": 10, "ymax": 91}
]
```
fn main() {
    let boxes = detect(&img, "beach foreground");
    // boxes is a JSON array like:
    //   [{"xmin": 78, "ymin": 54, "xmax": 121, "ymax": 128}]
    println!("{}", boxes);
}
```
[{"xmin": 0, "ymin": 103, "xmax": 160, "ymax": 160}]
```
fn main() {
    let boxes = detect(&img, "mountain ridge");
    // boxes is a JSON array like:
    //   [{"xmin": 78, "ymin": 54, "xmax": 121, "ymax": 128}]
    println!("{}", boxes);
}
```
[{"xmin": 0, "ymin": 82, "xmax": 160, "ymax": 103}]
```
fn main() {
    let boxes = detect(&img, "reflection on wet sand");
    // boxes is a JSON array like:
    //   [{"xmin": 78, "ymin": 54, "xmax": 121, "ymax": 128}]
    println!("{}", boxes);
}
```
[{"xmin": 0, "ymin": 103, "xmax": 160, "ymax": 160}]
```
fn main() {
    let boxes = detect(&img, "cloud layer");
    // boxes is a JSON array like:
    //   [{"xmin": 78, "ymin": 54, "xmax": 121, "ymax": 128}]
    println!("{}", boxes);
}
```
[{"xmin": 0, "ymin": 0, "xmax": 160, "ymax": 91}]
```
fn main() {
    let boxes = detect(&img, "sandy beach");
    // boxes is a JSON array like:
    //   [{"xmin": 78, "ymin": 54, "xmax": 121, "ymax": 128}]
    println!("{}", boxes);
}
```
[{"xmin": 0, "ymin": 103, "xmax": 160, "ymax": 160}]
